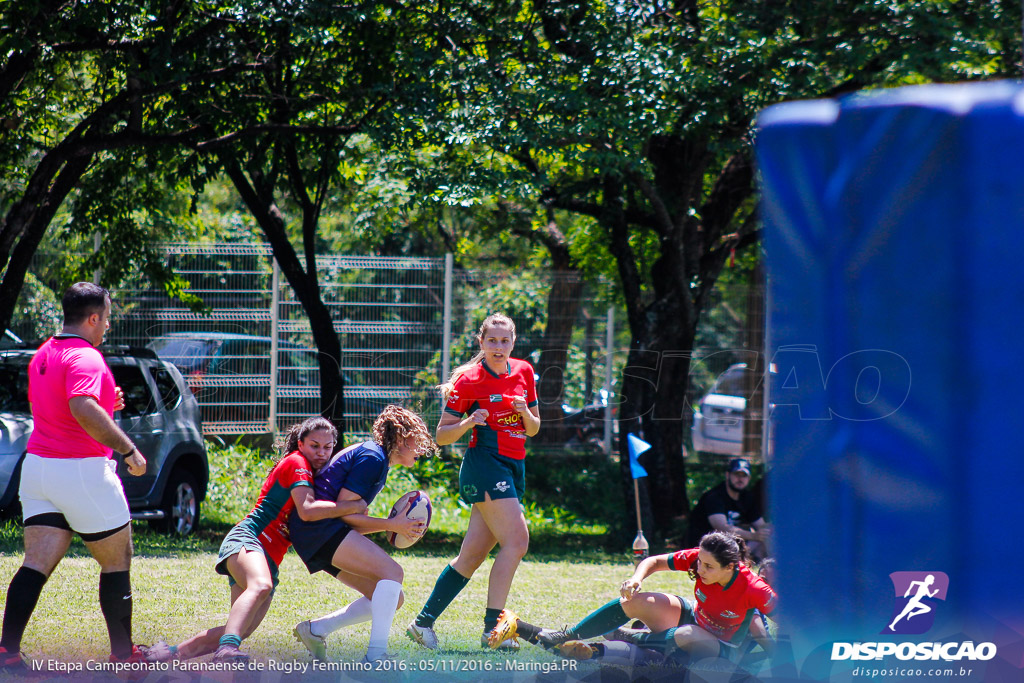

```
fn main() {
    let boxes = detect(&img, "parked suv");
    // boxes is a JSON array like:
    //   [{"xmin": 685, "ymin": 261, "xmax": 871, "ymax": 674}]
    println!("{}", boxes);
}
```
[
  {"xmin": 691, "ymin": 363, "xmax": 776, "ymax": 458},
  {"xmin": 0, "ymin": 345, "xmax": 208, "ymax": 534}
]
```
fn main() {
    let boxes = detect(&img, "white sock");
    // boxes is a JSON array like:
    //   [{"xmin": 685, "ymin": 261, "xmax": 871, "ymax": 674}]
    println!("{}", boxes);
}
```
[
  {"xmin": 365, "ymin": 579, "xmax": 402, "ymax": 660},
  {"xmin": 310, "ymin": 597, "xmax": 372, "ymax": 637}
]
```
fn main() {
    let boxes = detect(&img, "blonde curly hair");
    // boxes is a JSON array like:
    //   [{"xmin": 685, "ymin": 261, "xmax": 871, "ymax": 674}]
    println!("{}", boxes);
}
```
[{"xmin": 373, "ymin": 405, "xmax": 436, "ymax": 460}]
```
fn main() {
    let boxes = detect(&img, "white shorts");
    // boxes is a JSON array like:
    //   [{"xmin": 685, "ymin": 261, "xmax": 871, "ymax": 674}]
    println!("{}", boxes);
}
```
[{"xmin": 19, "ymin": 453, "xmax": 130, "ymax": 534}]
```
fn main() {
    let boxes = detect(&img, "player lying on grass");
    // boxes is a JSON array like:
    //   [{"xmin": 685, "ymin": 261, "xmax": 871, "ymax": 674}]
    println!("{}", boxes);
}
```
[
  {"xmin": 488, "ymin": 531, "xmax": 777, "ymax": 663},
  {"xmin": 407, "ymin": 313, "xmax": 540, "ymax": 652},
  {"xmin": 289, "ymin": 405, "xmax": 434, "ymax": 664},
  {"xmin": 145, "ymin": 417, "xmax": 366, "ymax": 663}
]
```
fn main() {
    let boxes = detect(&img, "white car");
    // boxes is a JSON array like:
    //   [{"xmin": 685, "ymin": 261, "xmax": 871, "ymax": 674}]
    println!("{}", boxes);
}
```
[{"xmin": 691, "ymin": 363, "xmax": 775, "ymax": 458}]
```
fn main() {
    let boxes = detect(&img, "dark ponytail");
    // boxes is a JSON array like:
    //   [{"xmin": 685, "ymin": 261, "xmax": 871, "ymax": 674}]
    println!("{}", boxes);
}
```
[
  {"xmin": 700, "ymin": 531, "xmax": 749, "ymax": 567},
  {"xmin": 688, "ymin": 531, "xmax": 749, "ymax": 581}
]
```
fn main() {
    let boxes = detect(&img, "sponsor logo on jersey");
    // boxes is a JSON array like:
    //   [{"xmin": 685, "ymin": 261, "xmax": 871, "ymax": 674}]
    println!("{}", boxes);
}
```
[
  {"xmin": 720, "ymin": 610, "xmax": 739, "ymax": 619},
  {"xmin": 496, "ymin": 413, "xmax": 521, "ymax": 427}
]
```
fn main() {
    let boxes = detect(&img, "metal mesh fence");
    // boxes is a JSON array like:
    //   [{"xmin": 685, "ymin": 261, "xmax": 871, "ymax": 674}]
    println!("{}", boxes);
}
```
[
  {"xmin": 687, "ymin": 264, "xmax": 770, "ymax": 465},
  {"xmin": 14, "ymin": 245, "xmax": 621, "ymax": 451}
]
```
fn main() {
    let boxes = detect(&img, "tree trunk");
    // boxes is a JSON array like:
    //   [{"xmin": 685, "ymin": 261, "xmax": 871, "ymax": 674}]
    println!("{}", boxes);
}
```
[
  {"xmin": 221, "ymin": 155, "xmax": 346, "ymax": 437},
  {"xmin": 508, "ymin": 207, "xmax": 586, "ymax": 446},
  {"xmin": 534, "ymin": 269, "xmax": 584, "ymax": 444},
  {"xmin": 615, "ymin": 321, "xmax": 694, "ymax": 543},
  {"xmin": 0, "ymin": 152, "xmax": 95, "ymax": 331}
]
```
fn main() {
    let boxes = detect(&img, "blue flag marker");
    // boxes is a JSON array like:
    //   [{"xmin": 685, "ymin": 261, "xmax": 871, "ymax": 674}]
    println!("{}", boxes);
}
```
[{"xmin": 626, "ymin": 433, "xmax": 651, "ymax": 479}]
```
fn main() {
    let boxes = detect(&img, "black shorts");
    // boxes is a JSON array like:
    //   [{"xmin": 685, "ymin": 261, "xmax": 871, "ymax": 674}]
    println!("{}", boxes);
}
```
[{"xmin": 303, "ymin": 526, "xmax": 351, "ymax": 576}]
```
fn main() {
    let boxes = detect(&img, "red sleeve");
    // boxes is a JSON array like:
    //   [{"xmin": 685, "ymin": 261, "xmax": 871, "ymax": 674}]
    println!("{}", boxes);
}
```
[
  {"xmin": 277, "ymin": 452, "xmax": 314, "ymax": 490},
  {"xmin": 750, "ymin": 576, "xmax": 778, "ymax": 616},
  {"xmin": 668, "ymin": 548, "xmax": 699, "ymax": 572},
  {"xmin": 65, "ymin": 348, "xmax": 106, "ymax": 402},
  {"xmin": 524, "ymin": 362, "xmax": 538, "ymax": 406},
  {"xmin": 444, "ymin": 375, "xmax": 473, "ymax": 416}
]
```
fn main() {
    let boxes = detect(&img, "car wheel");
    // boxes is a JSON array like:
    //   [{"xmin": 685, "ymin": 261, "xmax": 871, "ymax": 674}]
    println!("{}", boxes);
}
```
[{"xmin": 152, "ymin": 468, "xmax": 201, "ymax": 535}]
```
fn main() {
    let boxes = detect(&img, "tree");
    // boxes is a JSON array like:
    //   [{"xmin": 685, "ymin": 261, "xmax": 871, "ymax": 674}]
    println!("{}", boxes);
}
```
[
  {"xmin": 1, "ymin": 0, "xmax": 455, "ymax": 431},
  {"xmin": 0, "ymin": 0, "xmax": 259, "ymax": 327},
  {"xmin": 146, "ymin": 0, "xmax": 454, "ymax": 430},
  {"xmin": 427, "ymin": 0, "xmax": 1022, "ymax": 538}
]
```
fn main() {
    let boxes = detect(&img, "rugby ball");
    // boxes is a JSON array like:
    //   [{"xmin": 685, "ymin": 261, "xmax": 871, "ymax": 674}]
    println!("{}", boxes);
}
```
[{"xmin": 386, "ymin": 490, "xmax": 432, "ymax": 549}]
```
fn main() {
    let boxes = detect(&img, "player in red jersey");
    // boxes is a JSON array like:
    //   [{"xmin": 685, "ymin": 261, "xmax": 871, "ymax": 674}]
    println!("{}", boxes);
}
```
[
  {"xmin": 145, "ymin": 417, "xmax": 366, "ymax": 663},
  {"xmin": 407, "ymin": 313, "xmax": 540, "ymax": 651},
  {"xmin": 490, "ymin": 531, "xmax": 776, "ymax": 663}
]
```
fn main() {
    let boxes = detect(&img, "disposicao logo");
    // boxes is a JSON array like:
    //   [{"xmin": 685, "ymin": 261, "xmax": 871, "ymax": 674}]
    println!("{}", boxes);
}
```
[
  {"xmin": 831, "ymin": 570, "xmax": 997, "ymax": 662},
  {"xmin": 885, "ymin": 571, "xmax": 948, "ymax": 635}
]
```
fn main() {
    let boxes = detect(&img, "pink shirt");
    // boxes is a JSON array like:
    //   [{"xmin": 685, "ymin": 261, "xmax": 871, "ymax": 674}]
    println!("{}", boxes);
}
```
[{"xmin": 26, "ymin": 336, "xmax": 116, "ymax": 459}]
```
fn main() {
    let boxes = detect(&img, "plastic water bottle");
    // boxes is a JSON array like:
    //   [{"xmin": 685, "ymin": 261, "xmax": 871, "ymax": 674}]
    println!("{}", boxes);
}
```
[{"xmin": 632, "ymin": 530, "xmax": 649, "ymax": 567}]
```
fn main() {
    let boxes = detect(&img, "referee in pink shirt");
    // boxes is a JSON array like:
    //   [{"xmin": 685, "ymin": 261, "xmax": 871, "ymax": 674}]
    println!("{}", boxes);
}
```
[{"xmin": 0, "ymin": 282, "xmax": 148, "ymax": 672}]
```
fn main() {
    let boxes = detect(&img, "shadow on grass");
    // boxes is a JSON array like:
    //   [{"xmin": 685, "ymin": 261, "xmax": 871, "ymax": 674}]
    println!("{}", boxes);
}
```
[{"xmin": 0, "ymin": 519, "xmax": 622, "ymax": 563}]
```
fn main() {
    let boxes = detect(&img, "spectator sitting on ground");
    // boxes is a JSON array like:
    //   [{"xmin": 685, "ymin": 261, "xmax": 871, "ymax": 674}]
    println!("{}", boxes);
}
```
[{"xmin": 686, "ymin": 457, "xmax": 771, "ymax": 561}]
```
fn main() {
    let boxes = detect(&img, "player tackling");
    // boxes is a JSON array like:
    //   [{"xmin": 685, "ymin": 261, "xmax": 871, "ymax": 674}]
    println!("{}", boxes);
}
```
[{"xmin": 290, "ymin": 405, "xmax": 434, "ymax": 663}]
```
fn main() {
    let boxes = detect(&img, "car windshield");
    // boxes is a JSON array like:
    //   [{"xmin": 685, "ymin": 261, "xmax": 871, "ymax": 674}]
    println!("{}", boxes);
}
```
[
  {"xmin": 148, "ymin": 337, "xmax": 218, "ymax": 373},
  {"xmin": 0, "ymin": 362, "xmax": 29, "ymax": 412},
  {"xmin": 714, "ymin": 369, "xmax": 751, "ymax": 398},
  {"xmin": 713, "ymin": 366, "xmax": 779, "ymax": 400}
]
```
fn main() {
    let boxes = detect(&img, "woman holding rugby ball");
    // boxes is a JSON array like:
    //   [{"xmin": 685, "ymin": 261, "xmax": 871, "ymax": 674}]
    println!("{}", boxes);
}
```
[
  {"xmin": 144, "ymin": 416, "xmax": 366, "ymax": 663},
  {"xmin": 289, "ymin": 405, "xmax": 434, "ymax": 664},
  {"xmin": 490, "ymin": 531, "xmax": 776, "ymax": 663},
  {"xmin": 406, "ymin": 313, "xmax": 540, "ymax": 651}
]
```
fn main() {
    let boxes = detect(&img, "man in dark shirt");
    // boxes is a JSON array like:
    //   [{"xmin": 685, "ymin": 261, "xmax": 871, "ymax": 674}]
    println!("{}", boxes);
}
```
[{"xmin": 687, "ymin": 457, "xmax": 771, "ymax": 560}]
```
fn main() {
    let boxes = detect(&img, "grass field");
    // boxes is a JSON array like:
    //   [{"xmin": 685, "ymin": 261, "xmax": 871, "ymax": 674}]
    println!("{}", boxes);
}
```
[
  {"xmin": 0, "ymin": 444, "xmax": 713, "ymax": 681},
  {"xmin": 0, "ymin": 523, "xmax": 697, "ymax": 682}
]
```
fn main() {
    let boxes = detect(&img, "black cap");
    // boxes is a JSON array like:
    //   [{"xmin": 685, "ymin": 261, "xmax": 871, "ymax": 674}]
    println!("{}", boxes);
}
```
[{"xmin": 727, "ymin": 457, "xmax": 752, "ymax": 475}]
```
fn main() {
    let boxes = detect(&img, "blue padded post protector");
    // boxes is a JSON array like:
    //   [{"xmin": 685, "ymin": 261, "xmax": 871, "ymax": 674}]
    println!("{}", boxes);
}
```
[{"xmin": 757, "ymin": 82, "xmax": 1024, "ymax": 679}]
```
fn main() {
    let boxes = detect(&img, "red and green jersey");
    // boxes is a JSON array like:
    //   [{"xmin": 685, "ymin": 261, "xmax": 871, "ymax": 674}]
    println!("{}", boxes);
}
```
[
  {"xmin": 238, "ymin": 451, "xmax": 313, "ymax": 566},
  {"xmin": 668, "ymin": 548, "xmax": 777, "ymax": 642},
  {"xmin": 444, "ymin": 358, "xmax": 538, "ymax": 460}
]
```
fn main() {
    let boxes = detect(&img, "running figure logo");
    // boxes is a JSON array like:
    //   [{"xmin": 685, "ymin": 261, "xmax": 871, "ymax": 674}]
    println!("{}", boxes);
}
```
[{"xmin": 884, "ymin": 571, "xmax": 949, "ymax": 635}]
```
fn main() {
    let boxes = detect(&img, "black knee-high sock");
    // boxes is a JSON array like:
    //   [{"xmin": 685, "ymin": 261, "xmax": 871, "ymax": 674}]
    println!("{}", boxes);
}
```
[
  {"xmin": 99, "ymin": 571, "xmax": 133, "ymax": 659},
  {"xmin": 1, "ymin": 567, "xmax": 48, "ymax": 652}
]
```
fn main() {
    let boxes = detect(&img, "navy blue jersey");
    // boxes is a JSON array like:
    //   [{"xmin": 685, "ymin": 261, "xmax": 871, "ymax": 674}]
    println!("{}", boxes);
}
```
[
  {"xmin": 313, "ymin": 441, "xmax": 389, "ymax": 505},
  {"xmin": 288, "ymin": 441, "xmax": 390, "ymax": 564}
]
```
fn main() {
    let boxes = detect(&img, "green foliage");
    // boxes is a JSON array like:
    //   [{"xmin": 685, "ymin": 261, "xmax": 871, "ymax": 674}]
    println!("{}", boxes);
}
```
[
  {"xmin": 690, "ymin": 243, "xmax": 762, "ymax": 394},
  {"xmin": 8, "ymin": 272, "xmax": 60, "ymax": 342},
  {"xmin": 203, "ymin": 440, "xmax": 618, "ymax": 550},
  {"xmin": 524, "ymin": 452, "xmax": 624, "ymax": 528},
  {"xmin": 204, "ymin": 442, "xmax": 278, "ymax": 527}
]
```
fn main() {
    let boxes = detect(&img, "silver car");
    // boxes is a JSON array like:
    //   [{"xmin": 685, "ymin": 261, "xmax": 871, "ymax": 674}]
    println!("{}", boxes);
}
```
[
  {"xmin": 0, "ymin": 346, "xmax": 208, "ymax": 534},
  {"xmin": 691, "ymin": 362, "xmax": 776, "ymax": 458}
]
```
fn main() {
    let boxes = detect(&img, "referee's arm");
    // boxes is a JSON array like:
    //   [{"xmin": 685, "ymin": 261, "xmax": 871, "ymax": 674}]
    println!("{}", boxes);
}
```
[{"xmin": 68, "ymin": 395, "xmax": 146, "ymax": 475}]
